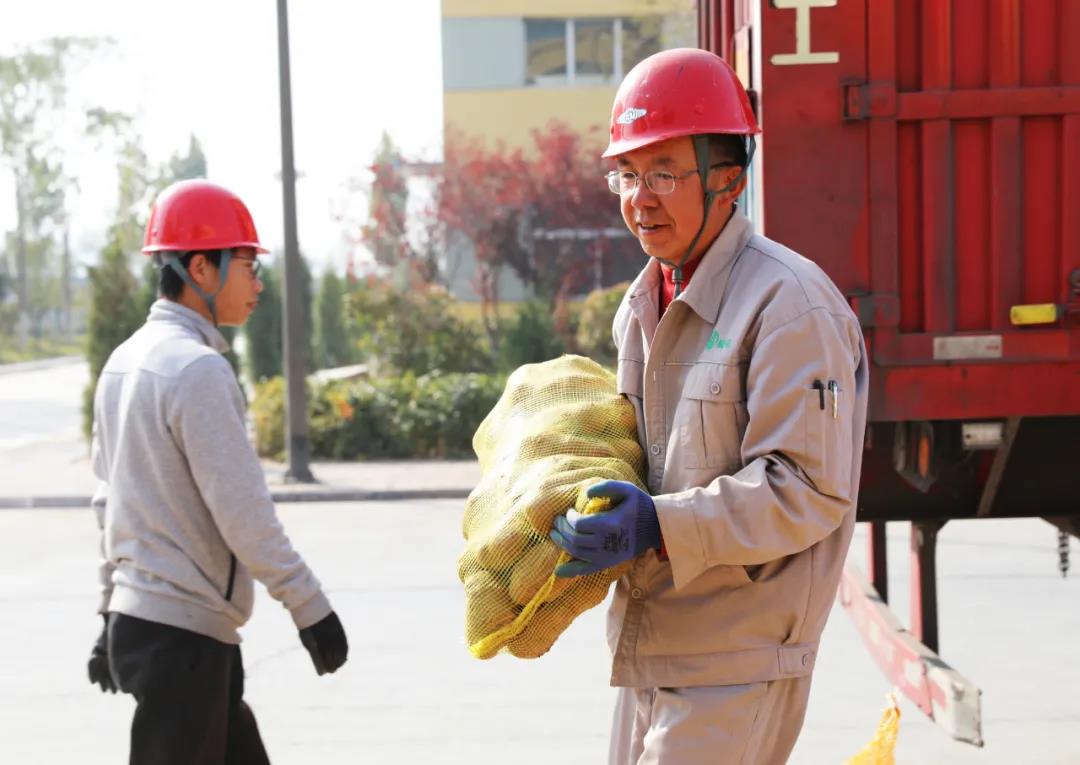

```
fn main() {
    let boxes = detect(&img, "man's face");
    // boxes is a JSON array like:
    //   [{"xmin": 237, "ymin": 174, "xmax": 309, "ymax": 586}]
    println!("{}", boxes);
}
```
[
  {"xmin": 614, "ymin": 136, "xmax": 742, "ymax": 265},
  {"xmin": 192, "ymin": 247, "xmax": 263, "ymax": 326}
]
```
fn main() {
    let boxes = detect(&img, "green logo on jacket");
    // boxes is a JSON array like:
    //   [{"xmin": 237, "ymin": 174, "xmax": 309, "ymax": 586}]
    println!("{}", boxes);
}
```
[{"xmin": 706, "ymin": 331, "xmax": 732, "ymax": 350}]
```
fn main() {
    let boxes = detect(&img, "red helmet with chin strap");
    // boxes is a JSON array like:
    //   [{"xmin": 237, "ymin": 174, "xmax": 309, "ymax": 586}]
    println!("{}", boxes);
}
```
[
  {"xmin": 142, "ymin": 179, "xmax": 267, "ymax": 326},
  {"xmin": 603, "ymin": 47, "xmax": 759, "ymax": 159},
  {"xmin": 604, "ymin": 49, "xmax": 760, "ymax": 297},
  {"xmin": 142, "ymin": 179, "xmax": 268, "ymax": 255}
]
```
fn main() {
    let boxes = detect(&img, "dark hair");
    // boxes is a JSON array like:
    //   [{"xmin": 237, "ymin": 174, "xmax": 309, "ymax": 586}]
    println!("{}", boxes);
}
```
[
  {"xmin": 159, "ymin": 250, "xmax": 223, "ymax": 300},
  {"xmin": 708, "ymin": 134, "xmax": 748, "ymax": 168}
]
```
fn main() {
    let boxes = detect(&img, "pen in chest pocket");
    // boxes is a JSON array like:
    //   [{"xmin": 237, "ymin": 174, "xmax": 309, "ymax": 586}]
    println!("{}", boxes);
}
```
[{"xmin": 827, "ymin": 380, "xmax": 839, "ymax": 420}]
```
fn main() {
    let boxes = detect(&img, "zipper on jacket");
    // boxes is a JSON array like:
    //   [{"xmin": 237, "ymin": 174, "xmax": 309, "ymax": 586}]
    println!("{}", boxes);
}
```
[{"xmin": 224, "ymin": 554, "xmax": 237, "ymax": 601}]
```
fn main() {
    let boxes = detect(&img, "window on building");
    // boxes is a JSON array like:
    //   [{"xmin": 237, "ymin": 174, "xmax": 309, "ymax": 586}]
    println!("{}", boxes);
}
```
[
  {"xmin": 525, "ymin": 19, "xmax": 568, "ymax": 86},
  {"xmin": 574, "ymin": 18, "xmax": 616, "ymax": 85},
  {"xmin": 523, "ymin": 16, "xmax": 682, "ymax": 88},
  {"xmin": 621, "ymin": 17, "xmax": 665, "ymax": 75}
]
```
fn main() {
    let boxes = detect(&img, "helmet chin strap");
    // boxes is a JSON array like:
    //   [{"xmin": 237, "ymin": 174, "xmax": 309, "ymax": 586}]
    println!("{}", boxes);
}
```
[
  {"xmin": 660, "ymin": 134, "xmax": 757, "ymax": 299},
  {"xmin": 159, "ymin": 250, "xmax": 234, "ymax": 326}
]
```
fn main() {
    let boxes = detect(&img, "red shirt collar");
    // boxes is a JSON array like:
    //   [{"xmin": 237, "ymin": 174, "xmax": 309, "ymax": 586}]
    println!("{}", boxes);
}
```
[{"xmin": 659, "ymin": 254, "xmax": 704, "ymax": 316}]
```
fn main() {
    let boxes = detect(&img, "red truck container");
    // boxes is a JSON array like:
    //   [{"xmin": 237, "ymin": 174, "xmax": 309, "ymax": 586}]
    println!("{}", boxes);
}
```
[{"xmin": 699, "ymin": 0, "xmax": 1080, "ymax": 745}]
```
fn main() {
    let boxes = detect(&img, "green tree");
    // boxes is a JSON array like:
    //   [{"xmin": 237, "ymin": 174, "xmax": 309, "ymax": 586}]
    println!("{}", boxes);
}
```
[
  {"xmin": 82, "ymin": 228, "xmax": 143, "ymax": 436},
  {"xmin": 21, "ymin": 150, "xmax": 68, "ymax": 338},
  {"xmin": 349, "ymin": 276, "xmax": 489, "ymax": 375},
  {"xmin": 168, "ymin": 134, "xmax": 207, "ymax": 182},
  {"xmin": 0, "ymin": 38, "xmax": 101, "ymax": 342},
  {"xmin": 0, "ymin": 260, "xmax": 17, "ymax": 347},
  {"xmin": 244, "ymin": 253, "xmax": 313, "ymax": 383},
  {"xmin": 498, "ymin": 300, "xmax": 564, "ymax": 370},
  {"xmin": 314, "ymin": 269, "xmax": 353, "ymax": 369},
  {"xmin": 87, "ymin": 108, "xmax": 161, "ymax": 324},
  {"xmin": 245, "ymin": 259, "xmax": 282, "ymax": 382},
  {"xmin": 575, "ymin": 282, "xmax": 629, "ymax": 366}
]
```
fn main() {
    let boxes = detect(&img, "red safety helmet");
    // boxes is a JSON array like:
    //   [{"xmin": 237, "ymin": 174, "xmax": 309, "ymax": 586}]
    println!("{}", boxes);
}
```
[
  {"xmin": 603, "ymin": 48, "xmax": 760, "ymax": 159},
  {"xmin": 142, "ymin": 179, "xmax": 268, "ymax": 255}
]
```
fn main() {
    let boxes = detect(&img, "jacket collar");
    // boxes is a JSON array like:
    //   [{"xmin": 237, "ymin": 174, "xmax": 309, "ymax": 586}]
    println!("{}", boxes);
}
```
[
  {"xmin": 148, "ymin": 299, "xmax": 230, "ymax": 354},
  {"xmin": 626, "ymin": 210, "xmax": 755, "ymax": 334},
  {"xmin": 626, "ymin": 260, "xmax": 661, "ymax": 352},
  {"xmin": 678, "ymin": 210, "xmax": 755, "ymax": 325}
]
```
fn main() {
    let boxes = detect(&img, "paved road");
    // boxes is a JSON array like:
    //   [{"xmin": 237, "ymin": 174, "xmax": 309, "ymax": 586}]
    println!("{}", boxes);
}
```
[
  {"xmin": 1, "ymin": 500, "xmax": 1076, "ymax": 764},
  {"xmin": 0, "ymin": 358, "xmax": 94, "ymax": 496},
  {"xmin": 2, "ymin": 359, "xmax": 1077, "ymax": 762},
  {"xmin": 0, "ymin": 358, "xmax": 87, "ymax": 448}
]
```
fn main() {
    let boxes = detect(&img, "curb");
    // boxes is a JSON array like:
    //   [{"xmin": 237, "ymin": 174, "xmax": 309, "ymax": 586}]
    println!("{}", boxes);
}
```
[
  {"xmin": 0, "ymin": 487, "xmax": 471, "ymax": 510},
  {"xmin": 0, "ymin": 355, "xmax": 84, "ymax": 376}
]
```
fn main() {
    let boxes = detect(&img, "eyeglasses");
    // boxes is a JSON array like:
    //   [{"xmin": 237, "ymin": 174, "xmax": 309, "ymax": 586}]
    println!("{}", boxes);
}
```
[
  {"xmin": 235, "ymin": 257, "xmax": 261, "ymax": 278},
  {"xmin": 605, "ymin": 163, "xmax": 737, "ymax": 196}
]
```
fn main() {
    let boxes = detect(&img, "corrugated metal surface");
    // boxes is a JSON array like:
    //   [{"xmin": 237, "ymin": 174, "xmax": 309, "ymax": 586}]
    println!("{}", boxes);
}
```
[
  {"xmin": 705, "ymin": 0, "xmax": 1080, "ymax": 421},
  {"xmin": 888, "ymin": 0, "xmax": 1079, "ymax": 337}
]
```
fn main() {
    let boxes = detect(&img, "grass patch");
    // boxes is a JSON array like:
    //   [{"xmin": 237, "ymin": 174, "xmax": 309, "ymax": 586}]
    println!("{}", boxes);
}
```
[
  {"xmin": 448, "ymin": 298, "xmax": 586, "ymax": 325},
  {"xmin": 448, "ymin": 300, "xmax": 520, "ymax": 325},
  {"xmin": 0, "ymin": 336, "xmax": 84, "ymax": 364}
]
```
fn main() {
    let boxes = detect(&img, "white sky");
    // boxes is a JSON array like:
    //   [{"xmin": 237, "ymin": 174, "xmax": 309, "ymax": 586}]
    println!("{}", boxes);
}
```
[{"xmin": 0, "ymin": 0, "xmax": 444, "ymax": 274}]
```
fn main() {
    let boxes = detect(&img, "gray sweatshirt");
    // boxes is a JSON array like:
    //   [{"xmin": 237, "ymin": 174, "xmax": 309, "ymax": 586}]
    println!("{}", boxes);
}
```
[{"xmin": 91, "ymin": 300, "xmax": 330, "ymax": 644}]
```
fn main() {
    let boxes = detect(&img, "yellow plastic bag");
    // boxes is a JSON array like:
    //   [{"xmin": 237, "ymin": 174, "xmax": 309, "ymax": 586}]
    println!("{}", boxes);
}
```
[
  {"xmin": 459, "ymin": 355, "xmax": 646, "ymax": 659},
  {"xmin": 845, "ymin": 692, "xmax": 901, "ymax": 765}
]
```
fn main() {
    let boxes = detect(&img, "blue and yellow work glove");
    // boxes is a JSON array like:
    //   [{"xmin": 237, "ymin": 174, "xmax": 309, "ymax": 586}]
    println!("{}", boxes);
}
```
[{"xmin": 549, "ymin": 480, "xmax": 661, "ymax": 578}]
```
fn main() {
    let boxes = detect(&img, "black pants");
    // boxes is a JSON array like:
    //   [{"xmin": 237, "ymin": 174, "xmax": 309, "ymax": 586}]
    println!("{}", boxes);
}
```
[{"xmin": 108, "ymin": 613, "xmax": 271, "ymax": 765}]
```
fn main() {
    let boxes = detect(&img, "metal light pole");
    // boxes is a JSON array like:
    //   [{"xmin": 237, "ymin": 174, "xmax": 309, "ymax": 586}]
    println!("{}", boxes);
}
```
[{"xmin": 275, "ymin": 0, "xmax": 314, "ymax": 482}]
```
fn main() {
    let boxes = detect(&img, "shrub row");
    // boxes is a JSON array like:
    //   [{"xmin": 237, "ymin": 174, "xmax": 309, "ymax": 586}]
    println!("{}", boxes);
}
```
[{"xmin": 251, "ymin": 372, "xmax": 506, "ymax": 461}]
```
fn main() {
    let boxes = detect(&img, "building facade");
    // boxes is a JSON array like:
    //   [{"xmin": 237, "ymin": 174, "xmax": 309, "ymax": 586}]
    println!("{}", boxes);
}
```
[{"xmin": 440, "ymin": 0, "xmax": 696, "ymax": 301}]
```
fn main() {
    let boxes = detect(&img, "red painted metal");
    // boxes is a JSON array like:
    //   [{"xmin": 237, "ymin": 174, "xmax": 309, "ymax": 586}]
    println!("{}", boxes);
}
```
[
  {"xmin": 840, "ymin": 566, "xmax": 945, "ymax": 719},
  {"xmin": 697, "ymin": 0, "xmax": 733, "ymax": 62},
  {"xmin": 709, "ymin": 0, "xmax": 1080, "ymax": 422},
  {"xmin": 868, "ymin": 521, "xmax": 888, "ymax": 603},
  {"xmin": 909, "ymin": 522, "xmax": 942, "ymax": 652},
  {"xmin": 840, "ymin": 564, "xmax": 984, "ymax": 745},
  {"xmin": 871, "ymin": 362, "xmax": 1080, "ymax": 422},
  {"xmin": 988, "ymin": 0, "xmax": 1023, "ymax": 335}
]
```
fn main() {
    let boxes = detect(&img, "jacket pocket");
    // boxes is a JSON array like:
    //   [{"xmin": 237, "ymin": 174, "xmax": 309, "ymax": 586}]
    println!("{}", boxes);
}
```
[
  {"xmin": 679, "ymin": 363, "xmax": 747, "ymax": 471},
  {"xmin": 224, "ymin": 554, "xmax": 238, "ymax": 601},
  {"xmin": 803, "ymin": 382, "xmax": 852, "ymax": 498}
]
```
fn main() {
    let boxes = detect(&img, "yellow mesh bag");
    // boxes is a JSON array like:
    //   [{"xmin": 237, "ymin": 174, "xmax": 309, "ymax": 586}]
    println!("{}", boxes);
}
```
[
  {"xmin": 845, "ymin": 692, "xmax": 901, "ymax": 765},
  {"xmin": 459, "ymin": 355, "xmax": 647, "ymax": 659}
]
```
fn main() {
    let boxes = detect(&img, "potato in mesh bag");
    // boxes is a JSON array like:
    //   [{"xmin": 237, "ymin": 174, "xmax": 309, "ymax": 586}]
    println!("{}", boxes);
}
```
[
  {"xmin": 463, "ymin": 570, "xmax": 519, "ymax": 659},
  {"xmin": 507, "ymin": 567, "xmax": 614, "ymax": 659},
  {"xmin": 508, "ymin": 541, "xmax": 571, "ymax": 606},
  {"xmin": 458, "ymin": 355, "xmax": 646, "ymax": 659}
]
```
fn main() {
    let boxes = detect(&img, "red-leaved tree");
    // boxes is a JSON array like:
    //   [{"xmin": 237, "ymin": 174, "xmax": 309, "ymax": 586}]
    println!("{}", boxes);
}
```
[
  {"xmin": 514, "ymin": 121, "xmax": 623, "ymax": 310},
  {"xmin": 429, "ymin": 129, "xmax": 531, "ymax": 350},
  {"xmin": 357, "ymin": 132, "xmax": 438, "ymax": 285},
  {"xmin": 428, "ymin": 121, "xmax": 626, "ymax": 349}
]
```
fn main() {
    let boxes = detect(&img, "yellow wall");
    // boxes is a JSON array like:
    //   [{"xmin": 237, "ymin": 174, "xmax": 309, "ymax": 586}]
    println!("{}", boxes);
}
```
[
  {"xmin": 443, "ymin": 0, "xmax": 688, "ymax": 18},
  {"xmin": 443, "ymin": 0, "xmax": 694, "ymax": 151},
  {"xmin": 444, "ymin": 87, "xmax": 615, "ymax": 152}
]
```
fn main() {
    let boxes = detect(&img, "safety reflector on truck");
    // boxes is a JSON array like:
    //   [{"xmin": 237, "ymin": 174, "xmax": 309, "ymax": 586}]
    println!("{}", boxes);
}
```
[{"xmin": 1010, "ymin": 303, "xmax": 1059, "ymax": 326}]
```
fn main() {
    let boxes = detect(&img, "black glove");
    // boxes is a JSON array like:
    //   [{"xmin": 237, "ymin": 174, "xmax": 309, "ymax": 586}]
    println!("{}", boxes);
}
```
[
  {"xmin": 298, "ymin": 611, "xmax": 348, "ymax": 676},
  {"xmin": 87, "ymin": 614, "xmax": 117, "ymax": 693}
]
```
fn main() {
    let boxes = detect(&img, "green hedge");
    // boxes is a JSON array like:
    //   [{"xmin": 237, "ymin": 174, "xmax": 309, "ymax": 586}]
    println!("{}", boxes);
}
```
[
  {"xmin": 252, "ymin": 372, "xmax": 506, "ymax": 460},
  {"xmin": 575, "ymin": 282, "xmax": 629, "ymax": 367}
]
